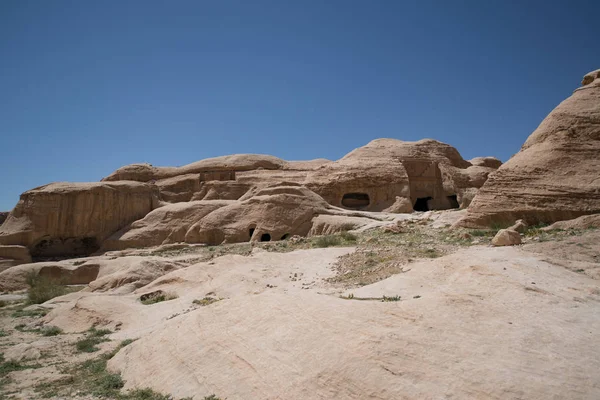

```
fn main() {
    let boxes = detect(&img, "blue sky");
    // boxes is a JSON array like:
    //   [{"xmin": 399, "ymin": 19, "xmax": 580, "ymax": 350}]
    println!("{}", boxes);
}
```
[{"xmin": 1, "ymin": 1, "xmax": 598, "ymax": 211}]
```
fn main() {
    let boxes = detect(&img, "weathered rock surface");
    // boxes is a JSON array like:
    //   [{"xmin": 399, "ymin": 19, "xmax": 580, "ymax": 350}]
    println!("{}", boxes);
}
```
[
  {"xmin": 56, "ymin": 245, "xmax": 597, "ymax": 400},
  {"xmin": 185, "ymin": 184, "xmax": 333, "ymax": 245},
  {"xmin": 491, "ymin": 229, "xmax": 522, "ymax": 246},
  {"xmin": 2, "ymin": 139, "xmax": 500, "ymax": 255},
  {"xmin": 0, "ymin": 182, "xmax": 159, "ymax": 258},
  {"xmin": 0, "ymin": 245, "xmax": 32, "ymax": 264},
  {"xmin": 542, "ymin": 213, "xmax": 600, "ymax": 231},
  {"xmin": 101, "ymin": 200, "xmax": 233, "ymax": 251},
  {"xmin": 305, "ymin": 138, "xmax": 494, "ymax": 212},
  {"xmin": 458, "ymin": 70, "xmax": 600, "ymax": 227},
  {"xmin": 0, "ymin": 260, "xmax": 101, "ymax": 292}
]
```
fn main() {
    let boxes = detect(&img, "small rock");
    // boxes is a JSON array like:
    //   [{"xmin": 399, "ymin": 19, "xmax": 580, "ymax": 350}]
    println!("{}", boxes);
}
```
[{"xmin": 491, "ymin": 229, "xmax": 522, "ymax": 246}]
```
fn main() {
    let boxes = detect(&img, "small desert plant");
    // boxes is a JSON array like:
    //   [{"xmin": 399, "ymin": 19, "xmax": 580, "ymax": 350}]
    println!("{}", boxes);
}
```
[
  {"xmin": 140, "ymin": 291, "xmax": 178, "ymax": 305},
  {"xmin": 312, "ymin": 235, "xmax": 342, "ymax": 248},
  {"xmin": 0, "ymin": 330, "xmax": 7, "ymax": 337},
  {"xmin": 382, "ymin": 295, "xmax": 401, "ymax": 302},
  {"xmin": 339, "ymin": 231, "xmax": 358, "ymax": 242},
  {"xmin": 25, "ymin": 271, "xmax": 68, "ymax": 305},
  {"xmin": 75, "ymin": 327, "xmax": 112, "ymax": 353},
  {"xmin": 203, "ymin": 396, "xmax": 224, "ymax": 400},
  {"xmin": 41, "ymin": 326, "xmax": 62, "ymax": 336},
  {"xmin": 193, "ymin": 297, "xmax": 220, "ymax": 307},
  {"xmin": 11, "ymin": 307, "xmax": 48, "ymax": 318}
]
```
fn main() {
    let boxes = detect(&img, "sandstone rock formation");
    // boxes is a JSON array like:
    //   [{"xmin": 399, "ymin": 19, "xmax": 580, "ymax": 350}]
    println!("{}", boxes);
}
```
[
  {"xmin": 457, "ymin": 70, "xmax": 600, "ymax": 228},
  {"xmin": 0, "ymin": 139, "xmax": 500, "ymax": 256},
  {"xmin": 0, "ymin": 182, "xmax": 159, "ymax": 258}
]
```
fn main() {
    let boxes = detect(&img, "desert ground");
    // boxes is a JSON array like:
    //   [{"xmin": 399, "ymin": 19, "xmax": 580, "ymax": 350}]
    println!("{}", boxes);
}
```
[{"xmin": 1, "ymin": 210, "xmax": 599, "ymax": 400}]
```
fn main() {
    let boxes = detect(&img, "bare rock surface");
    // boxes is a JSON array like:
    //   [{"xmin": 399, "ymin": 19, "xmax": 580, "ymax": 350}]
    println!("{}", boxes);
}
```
[
  {"xmin": 96, "ymin": 245, "xmax": 600, "ymax": 400},
  {"xmin": 458, "ymin": 69, "xmax": 600, "ymax": 227},
  {"xmin": 491, "ymin": 229, "xmax": 522, "ymax": 246},
  {"xmin": 0, "ymin": 182, "xmax": 159, "ymax": 258},
  {"xmin": 542, "ymin": 213, "xmax": 600, "ymax": 231}
]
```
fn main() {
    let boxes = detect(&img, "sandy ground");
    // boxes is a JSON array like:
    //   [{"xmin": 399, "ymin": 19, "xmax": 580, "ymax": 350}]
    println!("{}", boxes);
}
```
[{"xmin": 0, "ymin": 212, "xmax": 599, "ymax": 400}]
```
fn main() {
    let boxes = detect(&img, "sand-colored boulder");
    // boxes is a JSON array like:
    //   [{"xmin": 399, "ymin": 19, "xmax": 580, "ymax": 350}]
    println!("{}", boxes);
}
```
[
  {"xmin": 0, "ymin": 182, "xmax": 159, "ymax": 258},
  {"xmin": 185, "ymin": 184, "xmax": 332, "ymax": 245},
  {"xmin": 491, "ymin": 229, "xmax": 522, "ymax": 246},
  {"xmin": 457, "ymin": 70, "xmax": 600, "ymax": 228},
  {"xmin": 102, "ymin": 200, "xmax": 233, "ymax": 251}
]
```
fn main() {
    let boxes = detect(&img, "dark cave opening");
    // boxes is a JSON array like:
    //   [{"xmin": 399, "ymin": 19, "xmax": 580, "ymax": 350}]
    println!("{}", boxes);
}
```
[
  {"xmin": 447, "ymin": 195, "xmax": 460, "ymax": 209},
  {"xmin": 341, "ymin": 193, "xmax": 370, "ymax": 209},
  {"xmin": 260, "ymin": 233, "xmax": 271, "ymax": 242},
  {"xmin": 413, "ymin": 197, "xmax": 432, "ymax": 212}
]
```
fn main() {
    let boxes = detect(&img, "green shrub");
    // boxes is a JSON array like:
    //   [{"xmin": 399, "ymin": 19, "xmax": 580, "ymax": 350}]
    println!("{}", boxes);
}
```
[
  {"xmin": 193, "ymin": 297, "xmax": 220, "ymax": 307},
  {"xmin": 312, "ymin": 235, "xmax": 342, "ymax": 248},
  {"xmin": 76, "ymin": 327, "xmax": 112, "ymax": 353},
  {"xmin": 140, "ymin": 291, "xmax": 178, "ymax": 305},
  {"xmin": 25, "ymin": 272, "xmax": 68, "ymax": 305},
  {"xmin": 41, "ymin": 326, "xmax": 62, "ymax": 336},
  {"xmin": 339, "ymin": 231, "xmax": 358, "ymax": 242}
]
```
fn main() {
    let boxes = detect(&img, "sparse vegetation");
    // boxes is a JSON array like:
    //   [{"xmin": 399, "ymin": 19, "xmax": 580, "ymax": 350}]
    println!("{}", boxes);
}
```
[
  {"xmin": 34, "ymin": 351, "xmax": 184, "ymax": 400},
  {"xmin": 75, "ymin": 327, "xmax": 112, "ymax": 353},
  {"xmin": 140, "ymin": 291, "xmax": 178, "ymax": 305},
  {"xmin": 193, "ymin": 297, "xmax": 221, "ymax": 307},
  {"xmin": 11, "ymin": 307, "xmax": 48, "ymax": 318},
  {"xmin": 0, "ymin": 354, "xmax": 41, "ymax": 377},
  {"xmin": 339, "ymin": 293, "xmax": 401, "ymax": 302},
  {"xmin": 312, "ymin": 235, "xmax": 342, "ymax": 248},
  {"xmin": 41, "ymin": 326, "xmax": 62, "ymax": 336},
  {"xmin": 0, "ymin": 330, "xmax": 7, "ymax": 337},
  {"xmin": 25, "ymin": 271, "xmax": 69, "ymax": 305}
]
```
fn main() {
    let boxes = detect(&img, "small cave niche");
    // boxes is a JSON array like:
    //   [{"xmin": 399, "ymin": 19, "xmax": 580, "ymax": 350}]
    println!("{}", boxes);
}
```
[
  {"xmin": 260, "ymin": 233, "xmax": 271, "ymax": 242},
  {"xmin": 280, "ymin": 233, "xmax": 290, "ymax": 240},
  {"xmin": 447, "ymin": 195, "xmax": 460, "ymax": 209},
  {"xmin": 341, "ymin": 193, "xmax": 370, "ymax": 209},
  {"xmin": 413, "ymin": 197, "xmax": 432, "ymax": 212},
  {"xmin": 248, "ymin": 227, "xmax": 256, "ymax": 240},
  {"xmin": 31, "ymin": 236, "xmax": 100, "ymax": 260}
]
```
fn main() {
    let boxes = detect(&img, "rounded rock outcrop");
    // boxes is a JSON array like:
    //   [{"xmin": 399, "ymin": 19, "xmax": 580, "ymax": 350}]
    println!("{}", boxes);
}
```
[{"xmin": 457, "ymin": 70, "xmax": 600, "ymax": 227}]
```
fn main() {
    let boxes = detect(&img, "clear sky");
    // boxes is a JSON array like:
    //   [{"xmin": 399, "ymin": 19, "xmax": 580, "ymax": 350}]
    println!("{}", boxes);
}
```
[{"xmin": 1, "ymin": 1, "xmax": 598, "ymax": 211}]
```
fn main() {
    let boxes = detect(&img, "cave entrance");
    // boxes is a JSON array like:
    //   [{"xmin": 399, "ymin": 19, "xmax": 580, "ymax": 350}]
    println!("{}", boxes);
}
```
[
  {"xmin": 341, "ymin": 193, "xmax": 370, "ymax": 209},
  {"xmin": 248, "ymin": 227, "xmax": 256, "ymax": 240},
  {"xmin": 413, "ymin": 197, "xmax": 432, "ymax": 212},
  {"xmin": 260, "ymin": 233, "xmax": 271, "ymax": 242},
  {"xmin": 280, "ymin": 233, "xmax": 289, "ymax": 240},
  {"xmin": 447, "ymin": 195, "xmax": 460, "ymax": 209},
  {"xmin": 31, "ymin": 236, "xmax": 100, "ymax": 261}
]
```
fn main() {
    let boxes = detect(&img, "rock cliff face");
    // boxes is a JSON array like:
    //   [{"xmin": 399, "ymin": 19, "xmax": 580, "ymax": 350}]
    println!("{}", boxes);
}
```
[
  {"xmin": 457, "ymin": 70, "xmax": 600, "ymax": 227},
  {"xmin": 1, "ymin": 139, "xmax": 499, "ymax": 256},
  {"xmin": 0, "ymin": 182, "xmax": 159, "ymax": 258}
]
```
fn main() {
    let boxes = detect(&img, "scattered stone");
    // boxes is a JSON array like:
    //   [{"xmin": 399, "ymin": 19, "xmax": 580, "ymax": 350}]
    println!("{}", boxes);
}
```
[{"xmin": 492, "ymin": 229, "xmax": 522, "ymax": 246}]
